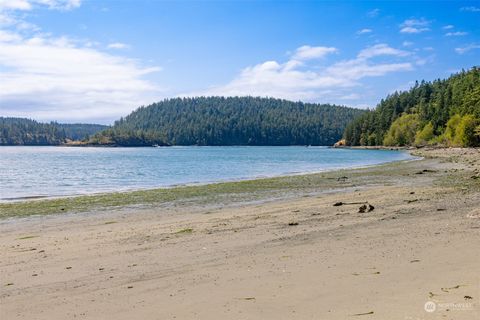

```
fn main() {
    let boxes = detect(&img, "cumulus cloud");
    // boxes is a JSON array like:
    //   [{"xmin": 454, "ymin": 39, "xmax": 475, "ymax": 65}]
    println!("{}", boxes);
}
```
[
  {"xmin": 455, "ymin": 43, "xmax": 480, "ymax": 54},
  {"xmin": 400, "ymin": 18, "xmax": 430, "ymax": 34},
  {"xmin": 445, "ymin": 31, "xmax": 468, "ymax": 36},
  {"xmin": 0, "ymin": 29, "xmax": 19, "ymax": 40},
  {"xmin": 185, "ymin": 44, "xmax": 414, "ymax": 103},
  {"xmin": 357, "ymin": 43, "xmax": 410, "ymax": 59},
  {"xmin": 0, "ymin": 0, "xmax": 80, "ymax": 11},
  {"xmin": 107, "ymin": 42, "xmax": 129, "ymax": 49},
  {"xmin": 0, "ymin": 0, "xmax": 32, "ymax": 10},
  {"xmin": 292, "ymin": 45, "xmax": 337, "ymax": 60},
  {"xmin": 357, "ymin": 28, "xmax": 372, "ymax": 35},
  {"xmin": 0, "ymin": 0, "xmax": 164, "ymax": 122},
  {"xmin": 0, "ymin": 0, "xmax": 78, "ymax": 34},
  {"xmin": 0, "ymin": 33, "xmax": 163, "ymax": 122},
  {"xmin": 460, "ymin": 6, "xmax": 480, "ymax": 12},
  {"xmin": 367, "ymin": 9, "xmax": 379, "ymax": 18}
]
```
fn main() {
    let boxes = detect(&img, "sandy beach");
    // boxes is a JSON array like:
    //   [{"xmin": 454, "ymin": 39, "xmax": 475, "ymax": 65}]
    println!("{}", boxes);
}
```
[{"xmin": 1, "ymin": 148, "xmax": 479, "ymax": 320}]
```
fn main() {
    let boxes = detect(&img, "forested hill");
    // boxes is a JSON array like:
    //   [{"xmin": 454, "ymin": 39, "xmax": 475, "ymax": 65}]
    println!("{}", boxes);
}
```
[
  {"xmin": 344, "ymin": 67, "xmax": 480, "ymax": 147},
  {"xmin": 0, "ymin": 117, "xmax": 108, "ymax": 145},
  {"xmin": 89, "ymin": 97, "xmax": 365, "ymax": 146}
]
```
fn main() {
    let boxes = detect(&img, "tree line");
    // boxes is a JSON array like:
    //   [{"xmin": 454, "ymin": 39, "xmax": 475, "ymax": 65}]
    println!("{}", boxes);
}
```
[
  {"xmin": 344, "ymin": 67, "xmax": 480, "ymax": 147},
  {"xmin": 88, "ymin": 96, "xmax": 365, "ymax": 146},
  {"xmin": 0, "ymin": 117, "xmax": 107, "ymax": 145}
]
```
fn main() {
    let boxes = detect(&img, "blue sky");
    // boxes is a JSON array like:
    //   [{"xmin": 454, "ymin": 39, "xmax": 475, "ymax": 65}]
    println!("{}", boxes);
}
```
[{"xmin": 0, "ymin": 0, "xmax": 479, "ymax": 123}]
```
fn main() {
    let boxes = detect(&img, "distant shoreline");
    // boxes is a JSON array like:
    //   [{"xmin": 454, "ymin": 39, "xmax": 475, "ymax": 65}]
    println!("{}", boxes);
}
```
[
  {"xmin": 1, "ymin": 147, "xmax": 476, "ymax": 219},
  {"xmin": 0, "ymin": 149, "xmax": 421, "ymax": 219},
  {"xmin": 0, "ymin": 148, "xmax": 416, "ymax": 208},
  {"xmin": 0, "ymin": 155, "xmax": 418, "ymax": 204},
  {"xmin": 0, "ymin": 143, "xmax": 455, "ymax": 150}
]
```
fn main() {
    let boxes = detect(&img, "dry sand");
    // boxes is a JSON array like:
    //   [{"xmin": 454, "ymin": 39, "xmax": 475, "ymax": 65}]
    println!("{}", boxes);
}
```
[{"xmin": 1, "ymin": 148, "xmax": 479, "ymax": 319}]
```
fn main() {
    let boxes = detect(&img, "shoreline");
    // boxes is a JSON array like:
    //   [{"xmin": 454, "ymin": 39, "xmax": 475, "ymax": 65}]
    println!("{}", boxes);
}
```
[
  {"xmin": 0, "ymin": 151, "xmax": 418, "ymax": 219},
  {"xmin": 1, "ymin": 148, "xmax": 479, "ymax": 319},
  {"xmin": 0, "ymin": 149, "xmax": 418, "ymax": 205}
]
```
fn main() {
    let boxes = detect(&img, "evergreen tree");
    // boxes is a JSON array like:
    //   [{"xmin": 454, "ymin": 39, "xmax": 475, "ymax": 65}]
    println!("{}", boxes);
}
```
[
  {"xmin": 344, "ymin": 67, "xmax": 480, "ymax": 147},
  {"xmin": 0, "ymin": 118, "xmax": 107, "ymax": 145},
  {"xmin": 89, "ymin": 96, "xmax": 364, "ymax": 146}
]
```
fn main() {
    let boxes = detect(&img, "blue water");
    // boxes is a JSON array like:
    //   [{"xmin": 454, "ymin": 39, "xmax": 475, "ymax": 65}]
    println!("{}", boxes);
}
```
[{"xmin": 0, "ymin": 146, "xmax": 414, "ymax": 201}]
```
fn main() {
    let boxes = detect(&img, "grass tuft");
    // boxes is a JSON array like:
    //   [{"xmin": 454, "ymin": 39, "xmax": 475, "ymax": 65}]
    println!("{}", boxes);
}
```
[
  {"xmin": 16, "ymin": 235, "xmax": 38, "ymax": 240},
  {"xmin": 175, "ymin": 228, "xmax": 193, "ymax": 234}
]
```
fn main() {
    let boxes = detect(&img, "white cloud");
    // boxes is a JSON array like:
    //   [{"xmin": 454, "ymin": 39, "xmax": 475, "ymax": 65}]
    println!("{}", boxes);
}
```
[
  {"xmin": 0, "ymin": 33, "xmax": 163, "ymax": 122},
  {"xmin": 455, "ymin": 43, "xmax": 480, "ymax": 54},
  {"xmin": 107, "ymin": 42, "xmax": 129, "ymax": 49},
  {"xmin": 292, "ymin": 45, "xmax": 337, "ymax": 60},
  {"xmin": 0, "ymin": 0, "xmax": 167, "ymax": 122},
  {"xmin": 0, "ymin": 0, "xmax": 75, "ymax": 32},
  {"xmin": 185, "ymin": 44, "xmax": 414, "ymax": 103},
  {"xmin": 400, "ymin": 18, "xmax": 430, "ymax": 34},
  {"xmin": 367, "ymin": 9, "xmax": 379, "ymax": 18},
  {"xmin": 442, "ymin": 25, "xmax": 454, "ymax": 30},
  {"xmin": 460, "ymin": 6, "xmax": 480, "ymax": 12},
  {"xmin": 415, "ymin": 54, "xmax": 435, "ymax": 66},
  {"xmin": 0, "ymin": 29, "xmax": 19, "ymax": 41},
  {"xmin": 357, "ymin": 28, "xmax": 372, "ymax": 35},
  {"xmin": 0, "ymin": 0, "xmax": 80, "ymax": 11},
  {"xmin": 445, "ymin": 31, "xmax": 468, "ymax": 36},
  {"xmin": 0, "ymin": 0, "xmax": 32, "ymax": 10},
  {"xmin": 402, "ymin": 41, "xmax": 414, "ymax": 47},
  {"xmin": 400, "ymin": 27, "xmax": 423, "ymax": 34},
  {"xmin": 357, "ymin": 43, "xmax": 410, "ymax": 59}
]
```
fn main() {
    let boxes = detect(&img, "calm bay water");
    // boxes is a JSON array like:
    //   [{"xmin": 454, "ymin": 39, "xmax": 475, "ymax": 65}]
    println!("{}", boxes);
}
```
[{"xmin": 0, "ymin": 146, "xmax": 414, "ymax": 201}]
